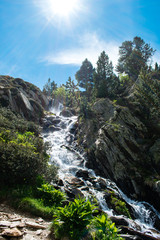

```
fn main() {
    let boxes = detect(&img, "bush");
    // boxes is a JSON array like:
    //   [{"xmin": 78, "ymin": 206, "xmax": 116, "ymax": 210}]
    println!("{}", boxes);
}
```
[
  {"xmin": 0, "ymin": 141, "xmax": 49, "ymax": 185},
  {"xmin": 37, "ymin": 183, "xmax": 66, "ymax": 207},
  {"xmin": 0, "ymin": 107, "xmax": 57, "ymax": 186},
  {"xmin": 91, "ymin": 214, "xmax": 123, "ymax": 240},
  {"xmin": 51, "ymin": 197, "xmax": 97, "ymax": 240},
  {"xmin": 0, "ymin": 107, "xmax": 39, "ymax": 135}
]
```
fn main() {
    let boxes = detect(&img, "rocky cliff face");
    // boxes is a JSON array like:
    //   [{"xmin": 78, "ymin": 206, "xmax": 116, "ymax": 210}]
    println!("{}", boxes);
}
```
[
  {"xmin": 77, "ymin": 98, "xmax": 160, "ymax": 211},
  {"xmin": 0, "ymin": 75, "xmax": 49, "ymax": 122}
]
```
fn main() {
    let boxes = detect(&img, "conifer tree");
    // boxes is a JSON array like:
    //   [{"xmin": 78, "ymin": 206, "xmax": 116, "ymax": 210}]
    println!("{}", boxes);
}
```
[
  {"xmin": 116, "ymin": 36, "xmax": 155, "ymax": 80},
  {"xmin": 75, "ymin": 58, "xmax": 94, "ymax": 99},
  {"xmin": 94, "ymin": 51, "xmax": 119, "ymax": 98}
]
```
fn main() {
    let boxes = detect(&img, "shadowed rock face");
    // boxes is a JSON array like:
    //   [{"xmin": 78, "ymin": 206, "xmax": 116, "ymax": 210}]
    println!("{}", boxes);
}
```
[
  {"xmin": 77, "ymin": 98, "xmax": 160, "ymax": 211},
  {"xmin": 0, "ymin": 75, "xmax": 49, "ymax": 122}
]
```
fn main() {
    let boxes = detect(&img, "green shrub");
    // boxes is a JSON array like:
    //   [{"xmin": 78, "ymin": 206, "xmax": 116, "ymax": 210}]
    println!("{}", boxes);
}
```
[
  {"xmin": 0, "ymin": 107, "xmax": 39, "ymax": 135},
  {"xmin": 37, "ymin": 183, "xmax": 66, "ymax": 207},
  {"xmin": 0, "ymin": 107, "xmax": 57, "ymax": 186},
  {"xmin": 51, "ymin": 197, "xmax": 97, "ymax": 240},
  {"xmin": 0, "ymin": 138, "xmax": 49, "ymax": 185},
  {"xmin": 110, "ymin": 195, "xmax": 131, "ymax": 219},
  {"xmin": 91, "ymin": 214, "xmax": 123, "ymax": 240}
]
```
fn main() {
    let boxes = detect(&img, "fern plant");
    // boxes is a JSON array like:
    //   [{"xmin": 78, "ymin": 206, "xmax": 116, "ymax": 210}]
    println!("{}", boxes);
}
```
[
  {"xmin": 51, "ymin": 197, "xmax": 97, "ymax": 240},
  {"xmin": 90, "ymin": 214, "xmax": 123, "ymax": 240}
]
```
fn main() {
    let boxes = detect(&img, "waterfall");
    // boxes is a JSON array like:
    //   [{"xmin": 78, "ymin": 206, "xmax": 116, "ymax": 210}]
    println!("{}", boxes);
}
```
[{"xmin": 42, "ymin": 104, "xmax": 160, "ymax": 239}]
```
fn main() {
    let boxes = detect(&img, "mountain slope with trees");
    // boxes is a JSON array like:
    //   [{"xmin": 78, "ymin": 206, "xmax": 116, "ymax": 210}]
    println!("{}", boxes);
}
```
[{"xmin": 42, "ymin": 36, "xmax": 160, "ymax": 212}]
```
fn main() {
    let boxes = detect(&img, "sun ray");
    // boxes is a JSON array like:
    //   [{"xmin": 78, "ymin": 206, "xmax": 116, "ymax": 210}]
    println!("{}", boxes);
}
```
[
  {"xmin": 34, "ymin": 0, "xmax": 85, "ymax": 28},
  {"xmin": 49, "ymin": 0, "xmax": 79, "ymax": 17}
]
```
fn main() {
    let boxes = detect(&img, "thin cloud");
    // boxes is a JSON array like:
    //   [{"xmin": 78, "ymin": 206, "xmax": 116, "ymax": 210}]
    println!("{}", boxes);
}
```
[{"xmin": 42, "ymin": 33, "xmax": 120, "ymax": 67}]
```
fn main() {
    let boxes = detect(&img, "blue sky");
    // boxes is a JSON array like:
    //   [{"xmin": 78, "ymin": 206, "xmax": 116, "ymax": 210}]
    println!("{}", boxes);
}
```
[{"xmin": 0, "ymin": 0, "xmax": 160, "ymax": 90}]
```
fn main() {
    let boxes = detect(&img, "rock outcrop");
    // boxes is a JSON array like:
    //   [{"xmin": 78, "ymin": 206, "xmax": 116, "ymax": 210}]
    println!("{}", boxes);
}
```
[
  {"xmin": 0, "ymin": 75, "xmax": 49, "ymax": 122},
  {"xmin": 77, "ymin": 98, "xmax": 160, "ymax": 211}
]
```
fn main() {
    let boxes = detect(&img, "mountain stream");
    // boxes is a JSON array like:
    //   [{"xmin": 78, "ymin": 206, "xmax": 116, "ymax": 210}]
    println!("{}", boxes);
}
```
[{"xmin": 42, "ymin": 104, "xmax": 160, "ymax": 239}]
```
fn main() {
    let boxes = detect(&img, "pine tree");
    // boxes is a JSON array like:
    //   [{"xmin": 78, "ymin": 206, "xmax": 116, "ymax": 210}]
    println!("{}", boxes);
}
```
[
  {"xmin": 75, "ymin": 59, "xmax": 94, "ymax": 99},
  {"xmin": 65, "ymin": 77, "xmax": 79, "ymax": 107},
  {"xmin": 94, "ymin": 51, "xmax": 119, "ymax": 98},
  {"xmin": 116, "ymin": 36, "xmax": 155, "ymax": 80},
  {"xmin": 43, "ymin": 78, "xmax": 57, "ymax": 96}
]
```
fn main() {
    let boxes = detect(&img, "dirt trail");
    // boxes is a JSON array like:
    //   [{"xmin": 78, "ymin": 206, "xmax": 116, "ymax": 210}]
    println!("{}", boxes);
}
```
[{"xmin": 0, "ymin": 203, "xmax": 53, "ymax": 239}]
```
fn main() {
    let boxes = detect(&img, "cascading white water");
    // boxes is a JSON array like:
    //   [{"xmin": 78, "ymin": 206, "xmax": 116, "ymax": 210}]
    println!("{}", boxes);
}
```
[{"xmin": 42, "ymin": 104, "xmax": 160, "ymax": 239}]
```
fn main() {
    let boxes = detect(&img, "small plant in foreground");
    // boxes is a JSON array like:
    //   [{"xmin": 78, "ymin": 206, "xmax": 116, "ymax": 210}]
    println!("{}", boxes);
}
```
[
  {"xmin": 91, "ymin": 214, "xmax": 123, "ymax": 240},
  {"xmin": 51, "ymin": 197, "xmax": 97, "ymax": 240}
]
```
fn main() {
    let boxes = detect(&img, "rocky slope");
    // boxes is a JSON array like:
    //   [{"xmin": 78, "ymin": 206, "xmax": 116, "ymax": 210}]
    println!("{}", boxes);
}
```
[
  {"xmin": 77, "ymin": 98, "xmax": 160, "ymax": 211},
  {"xmin": 0, "ymin": 75, "xmax": 49, "ymax": 122}
]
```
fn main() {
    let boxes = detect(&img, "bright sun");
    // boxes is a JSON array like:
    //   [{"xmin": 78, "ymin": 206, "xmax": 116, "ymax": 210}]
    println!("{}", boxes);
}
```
[
  {"xmin": 49, "ymin": 0, "xmax": 79, "ymax": 17},
  {"xmin": 35, "ymin": 0, "xmax": 84, "ymax": 28}
]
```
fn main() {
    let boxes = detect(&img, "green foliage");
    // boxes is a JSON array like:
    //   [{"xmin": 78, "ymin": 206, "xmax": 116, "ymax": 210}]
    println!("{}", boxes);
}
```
[
  {"xmin": 65, "ymin": 77, "xmax": 80, "ymax": 107},
  {"xmin": 135, "ymin": 69, "xmax": 160, "ymax": 119},
  {"xmin": 119, "ymin": 74, "xmax": 133, "ymax": 92},
  {"xmin": 116, "ymin": 36, "xmax": 155, "ymax": 80},
  {"xmin": 79, "ymin": 96, "xmax": 93, "ymax": 118},
  {"xmin": 53, "ymin": 86, "xmax": 66, "ymax": 104},
  {"xmin": 106, "ymin": 122, "xmax": 120, "ymax": 132},
  {"xmin": 0, "ymin": 107, "xmax": 39, "ymax": 135},
  {"xmin": 110, "ymin": 196, "xmax": 131, "ymax": 219},
  {"xmin": 106, "ymin": 191, "xmax": 131, "ymax": 219},
  {"xmin": 37, "ymin": 183, "xmax": 66, "ymax": 207},
  {"xmin": 93, "ymin": 51, "xmax": 119, "ymax": 98},
  {"xmin": 51, "ymin": 197, "xmax": 97, "ymax": 240},
  {"xmin": 75, "ymin": 58, "xmax": 94, "ymax": 98},
  {"xmin": 0, "ymin": 181, "xmax": 58, "ymax": 219},
  {"xmin": 91, "ymin": 214, "xmax": 123, "ymax": 240},
  {"xmin": 0, "ymin": 107, "xmax": 57, "ymax": 186},
  {"xmin": 19, "ymin": 197, "xmax": 55, "ymax": 219},
  {"xmin": 43, "ymin": 78, "xmax": 57, "ymax": 96},
  {"xmin": 0, "ymin": 184, "xmax": 33, "ymax": 202}
]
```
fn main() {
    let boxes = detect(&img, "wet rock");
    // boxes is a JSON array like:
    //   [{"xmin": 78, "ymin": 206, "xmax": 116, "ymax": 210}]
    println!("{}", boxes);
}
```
[
  {"xmin": 97, "ymin": 178, "xmax": 107, "ymax": 189},
  {"xmin": 48, "ymin": 125, "xmax": 61, "ymax": 132},
  {"xmin": 71, "ymin": 188, "xmax": 84, "ymax": 198},
  {"xmin": 60, "ymin": 109, "xmax": 73, "ymax": 117},
  {"xmin": 120, "ymin": 226, "xmax": 160, "ymax": 240},
  {"xmin": 69, "ymin": 122, "xmax": 78, "ymax": 134},
  {"xmin": 57, "ymin": 179, "xmax": 64, "ymax": 186},
  {"xmin": 64, "ymin": 176, "xmax": 85, "ymax": 187},
  {"xmin": 110, "ymin": 216, "xmax": 129, "ymax": 227},
  {"xmin": 80, "ymin": 186, "xmax": 90, "ymax": 191},
  {"xmin": 52, "ymin": 118, "xmax": 61, "ymax": 125},
  {"xmin": 75, "ymin": 169, "xmax": 90, "ymax": 180},
  {"xmin": 2, "ymin": 227, "xmax": 23, "ymax": 237},
  {"xmin": 120, "ymin": 234, "xmax": 143, "ymax": 240},
  {"xmin": 65, "ymin": 189, "xmax": 76, "ymax": 199}
]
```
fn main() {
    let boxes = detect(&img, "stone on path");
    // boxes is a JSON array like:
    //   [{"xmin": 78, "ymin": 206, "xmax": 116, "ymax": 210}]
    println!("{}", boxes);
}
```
[{"xmin": 2, "ymin": 227, "xmax": 23, "ymax": 237}]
